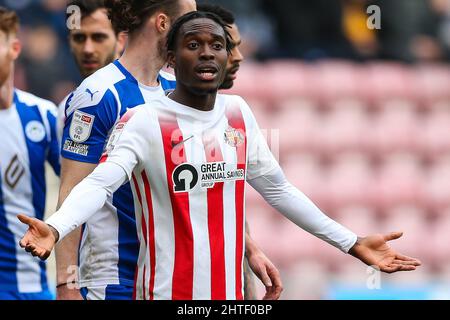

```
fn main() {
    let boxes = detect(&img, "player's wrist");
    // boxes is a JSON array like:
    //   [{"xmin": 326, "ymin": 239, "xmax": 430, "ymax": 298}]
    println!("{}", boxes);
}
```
[{"xmin": 48, "ymin": 224, "xmax": 60, "ymax": 243}]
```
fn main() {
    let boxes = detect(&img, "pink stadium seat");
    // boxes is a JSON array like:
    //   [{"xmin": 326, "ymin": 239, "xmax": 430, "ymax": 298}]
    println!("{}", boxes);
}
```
[
  {"xmin": 321, "ymin": 102, "xmax": 372, "ymax": 155},
  {"xmin": 327, "ymin": 153, "xmax": 375, "ymax": 209},
  {"xmin": 274, "ymin": 102, "xmax": 322, "ymax": 156},
  {"xmin": 362, "ymin": 63, "xmax": 416, "ymax": 103},
  {"xmin": 375, "ymin": 153, "xmax": 425, "ymax": 210},
  {"xmin": 428, "ymin": 212, "xmax": 450, "ymax": 265},
  {"xmin": 372, "ymin": 100, "xmax": 422, "ymax": 155},
  {"xmin": 414, "ymin": 65, "xmax": 450, "ymax": 105},
  {"xmin": 421, "ymin": 104, "xmax": 450, "ymax": 158},
  {"xmin": 265, "ymin": 61, "xmax": 314, "ymax": 100},
  {"xmin": 310, "ymin": 61, "xmax": 361, "ymax": 104},
  {"xmin": 282, "ymin": 154, "xmax": 328, "ymax": 209},
  {"xmin": 424, "ymin": 156, "xmax": 450, "ymax": 211}
]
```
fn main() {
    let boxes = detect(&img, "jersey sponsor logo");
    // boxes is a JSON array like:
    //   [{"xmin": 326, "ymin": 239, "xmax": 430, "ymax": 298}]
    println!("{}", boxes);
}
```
[
  {"xmin": 4, "ymin": 155, "xmax": 25, "ymax": 189},
  {"xmin": 85, "ymin": 88, "xmax": 99, "ymax": 101},
  {"xmin": 69, "ymin": 110, "xmax": 95, "ymax": 143},
  {"xmin": 173, "ymin": 164, "xmax": 199, "ymax": 193},
  {"xmin": 63, "ymin": 139, "xmax": 89, "ymax": 156},
  {"xmin": 173, "ymin": 161, "xmax": 245, "ymax": 193},
  {"xmin": 224, "ymin": 126, "xmax": 245, "ymax": 147},
  {"xmin": 25, "ymin": 121, "xmax": 46, "ymax": 143}
]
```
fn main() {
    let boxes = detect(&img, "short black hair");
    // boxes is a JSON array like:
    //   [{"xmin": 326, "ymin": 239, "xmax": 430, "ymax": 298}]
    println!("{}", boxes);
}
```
[
  {"xmin": 67, "ymin": 0, "xmax": 106, "ymax": 20},
  {"xmin": 197, "ymin": 3, "xmax": 235, "ymax": 25},
  {"xmin": 166, "ymin": 11, "xmax": 232, "ymax": 53}
]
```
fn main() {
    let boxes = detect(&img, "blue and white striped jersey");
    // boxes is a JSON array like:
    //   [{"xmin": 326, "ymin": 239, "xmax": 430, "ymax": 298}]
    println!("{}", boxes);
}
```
[
  {"xmin": 60, "ymin": 60, "xmax": 176, "ymax": 289},
  {"xmin": 0, "ymin": 89, "xmax": 60, "ymax": 293}
]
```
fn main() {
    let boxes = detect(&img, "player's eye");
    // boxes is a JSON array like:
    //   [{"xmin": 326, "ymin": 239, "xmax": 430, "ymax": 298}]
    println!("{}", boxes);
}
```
[
  {"xmin": 72, "ymin": 34, "xmax": 86, "ymax": 43},
  {"xmin": 187, "ymin": 42, "xmax": 199, "ymax": 49},
  {"xmin": 212, "ymin": 42, "xmax": 224, "ymax": 50},
  {"xmin": 92, "ymin": 34, "xmax": 108, "ymax": 42}
]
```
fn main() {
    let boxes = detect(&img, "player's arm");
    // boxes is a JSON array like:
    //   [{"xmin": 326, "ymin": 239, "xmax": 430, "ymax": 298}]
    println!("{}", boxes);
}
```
[
  {"xmin": 19, "ymin": 160, "xmax": 129, "ymax": 259},
  {"xmin": 244, "ymin": 222, "xmax": 282, "ymax": 300},
  {"xmin": 248, "ymin": 167, "xmax": 421, "ymax": 273},
  {"xmin": 19, "ymin": 108, "xmax": 149, "ymax": 260},
  {"xmin": 54, "ymin": 159, "xmax": 96, "ymax": 300}
]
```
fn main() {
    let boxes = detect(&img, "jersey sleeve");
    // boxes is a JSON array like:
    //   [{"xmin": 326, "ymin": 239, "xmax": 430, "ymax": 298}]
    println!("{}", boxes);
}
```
[
  {"xmin": 237, "ymin": 97, "xmax": 280, "ymax": 181},
  {"xmin": 99, "ymin": 106, "xmax": 151, "ymax": 180},
  {"xmin": 60, "ymin": 88, "xmax": 119, "ymax": 164}
]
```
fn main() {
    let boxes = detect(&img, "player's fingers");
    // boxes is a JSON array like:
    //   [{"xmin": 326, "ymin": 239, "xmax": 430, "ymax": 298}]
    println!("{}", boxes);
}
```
[
  {"xmin": 258, "ymin": 265, "xmax": 272, "ymax": 288},
  {"xmin": 392, "ymin": 259, "xmax": 420, "ymax": 266},
  {"xmin": 380, "ymin": 264, "xmax": 402, "ymax": 274},
  {"xmin": 262, "ymin": 286, "xmax": 277, "ymax": 300},
  {"xmin": 396, "ymin": 265, "xmax": 416, "ymax": 271},
  {"xmin": 395, "ymin": 253, "xmax": 422, "ymax": 265},
  {"xmin": 383, "ymin": 231, "xmax": 403, "ymax": 242},
  {"xmin": 17, "ymin": 214, "xmax": 34, "ymax": 227}
]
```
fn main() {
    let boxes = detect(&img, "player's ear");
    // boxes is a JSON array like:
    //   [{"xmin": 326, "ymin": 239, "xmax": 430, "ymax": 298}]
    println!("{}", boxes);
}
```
[
  {"xmin": 116, "ymin": 32, "xmax": 127, "ymax": 57},
  {"xmin": 167, "ymin": 50, "xmax": 176, "ymax": 69},
  {"xmin": 10, "ymin": 37, "xmax": 21, "ymax": 60},
  {"xmin": 155, "ymin": 13, "xmax": 170, "ymax": 34}
]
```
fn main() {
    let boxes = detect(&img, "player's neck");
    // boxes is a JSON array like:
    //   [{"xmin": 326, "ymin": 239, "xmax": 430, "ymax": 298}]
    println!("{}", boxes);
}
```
[
  {"xmin": 0, "ymin": 74, "xmax": 14, "ymax": 110},
  {"xmin": 119, "ymin": 34, "xmax": 165, "ymax": 87},
  {"xmin": 169, "ymin": 89, "xmax": 217, "ymax": 112}
]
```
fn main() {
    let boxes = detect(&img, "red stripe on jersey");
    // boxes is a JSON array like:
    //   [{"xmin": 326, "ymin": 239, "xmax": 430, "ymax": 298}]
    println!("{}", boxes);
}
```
[
  {"xmin": 159, "ymin": 114, "xmax": 194, "ymax": 300},
  {"xmin": 226, "ymin": 104, "xmax": 247, "ymax": 300},
  {"xmin": 142, "ymin": 171, "xmax": 156, "ymax": 300},
  {"xmin": 132, "ymin": 174, "xmax": 147, "ymax": 299},
  {"xmin": 202, "ymin": 132, "xmax": 226, "ymax": 300}
]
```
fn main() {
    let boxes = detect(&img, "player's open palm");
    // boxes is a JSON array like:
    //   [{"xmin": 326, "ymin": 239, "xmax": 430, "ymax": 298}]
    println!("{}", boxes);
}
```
[
  {"xmin": 349, "ymin": 231, "xmax": 422, "ymax": 273},
  {"xmin": 17, "ymin": 214, "xmax": 57, "ymax": 261}
]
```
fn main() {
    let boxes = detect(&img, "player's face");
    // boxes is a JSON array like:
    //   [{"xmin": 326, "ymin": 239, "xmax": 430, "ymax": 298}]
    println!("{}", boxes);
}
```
[
  {"xmin": 69, "ymin": 9, "xmax": 119, "ymax": 78},
  {"xmin": 169, "ymin": 18, "xmax": 228, "ymax": 95},
  {"xmin": 221, "ymin": 24, "xmax": 243, "ymax": 90},
  {"xmin": 0, "ymin": 30, "xmax": 20, "ymax": 88}
]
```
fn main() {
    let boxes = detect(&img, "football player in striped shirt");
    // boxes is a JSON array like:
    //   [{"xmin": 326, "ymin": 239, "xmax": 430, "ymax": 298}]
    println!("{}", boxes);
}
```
[
  {"xmin": 19, "ymin": 11, "xmax": 421, "ymax": 300},
  {"xmin": 0, "ymin": 7, "xmax": 60, "ymax": 300},
  {"xmin": 57, "ymin": 0, "xmax": 282, "ymax": 301}
]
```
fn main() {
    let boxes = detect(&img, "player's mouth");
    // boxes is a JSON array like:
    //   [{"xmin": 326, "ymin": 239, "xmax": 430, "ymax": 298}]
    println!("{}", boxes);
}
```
[
  {"xmin": 194, "ymin": 64, "xmax": 219, "ymax": 81},
  {"xmin": 82, "ymin": 60, "xmax": 99, "ymax": 69}
]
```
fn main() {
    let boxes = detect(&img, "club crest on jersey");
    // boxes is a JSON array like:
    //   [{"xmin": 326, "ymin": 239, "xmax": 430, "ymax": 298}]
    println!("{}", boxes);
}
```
[
  {"xmin": 224, "ymin": 126, "xmax": 244, "ymax": 147},
  {"xmin": 25, "ymin": 121, "xmax": 46, "ymax": 143},
  {"xmin": 69, "ymin": 110, "xmax": 94, "ymax": 143}
]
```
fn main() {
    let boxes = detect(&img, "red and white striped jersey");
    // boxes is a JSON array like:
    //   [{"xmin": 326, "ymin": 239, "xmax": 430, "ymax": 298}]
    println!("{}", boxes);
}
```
[{"xmin": 101, "ymin": 94, "xmax": 279, "ymax": 300}]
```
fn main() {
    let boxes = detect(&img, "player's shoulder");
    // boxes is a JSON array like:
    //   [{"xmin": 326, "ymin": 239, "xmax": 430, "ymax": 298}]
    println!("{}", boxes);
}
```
[
  {"xmin": 67, "ymin": 63, "xmax": 124, "ymax": 113},
  {"xmin": 15, "ymin": 89, "xmax": 57, "ymax": 114}
]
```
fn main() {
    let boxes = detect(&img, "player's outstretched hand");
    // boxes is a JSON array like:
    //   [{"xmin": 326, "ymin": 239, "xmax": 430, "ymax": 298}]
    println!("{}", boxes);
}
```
[
  {"xmin": 17, "ymin": 214, "xmax": 58, "ymax": 261},
  {"xmin": 247, "ymin": 249, "xmax": 283, "ymax": 300},
  {"xmin": 348, "ymin": 232, "xmax": 422, "ymax": 273}
]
